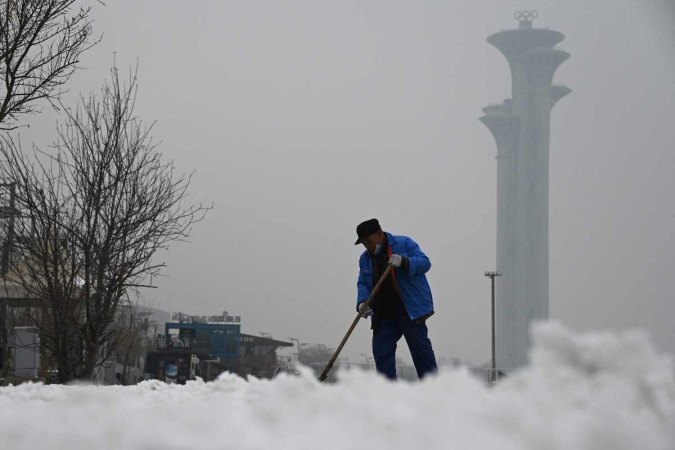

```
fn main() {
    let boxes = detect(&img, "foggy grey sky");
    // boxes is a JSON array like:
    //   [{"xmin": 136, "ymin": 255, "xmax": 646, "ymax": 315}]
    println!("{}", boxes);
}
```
[{"xmin": 20, "ymin": 0, "xmax": 675, "ymax": 365}]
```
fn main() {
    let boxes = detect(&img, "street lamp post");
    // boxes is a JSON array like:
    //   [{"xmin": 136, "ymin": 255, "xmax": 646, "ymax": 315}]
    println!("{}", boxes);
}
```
[{"xmin": 484, "ymin": 271, "xmax": 502, "ymax": 384}]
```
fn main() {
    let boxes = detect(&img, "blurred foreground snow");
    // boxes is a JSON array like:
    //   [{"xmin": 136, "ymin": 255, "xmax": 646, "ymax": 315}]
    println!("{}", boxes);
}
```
[{"xmin": 1, "ymin": 322, "xmax": 673, "ymax": 450}]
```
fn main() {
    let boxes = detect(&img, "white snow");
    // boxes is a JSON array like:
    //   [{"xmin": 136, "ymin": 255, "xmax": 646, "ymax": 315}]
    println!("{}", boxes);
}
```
[{"xmin": 1, "ymin": 322, "xmax": 673, "ymax": 450}]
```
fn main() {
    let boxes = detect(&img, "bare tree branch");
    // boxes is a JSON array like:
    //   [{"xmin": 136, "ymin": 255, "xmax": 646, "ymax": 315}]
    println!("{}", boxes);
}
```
[{"xmin": 0, "ymin": 0, "xmax": 100, "ymax": 130}]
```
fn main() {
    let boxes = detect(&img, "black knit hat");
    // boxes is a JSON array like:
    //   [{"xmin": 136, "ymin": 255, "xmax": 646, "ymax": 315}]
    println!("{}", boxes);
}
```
[{"xmin": 354, "ymin": 218, "xmax": 382, "ymax": 245}]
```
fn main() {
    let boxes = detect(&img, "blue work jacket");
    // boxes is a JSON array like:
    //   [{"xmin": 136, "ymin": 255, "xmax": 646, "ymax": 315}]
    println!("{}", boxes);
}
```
[{"xmin": 356, "ymin": 232, "xmax": 434, "ymax": 321}]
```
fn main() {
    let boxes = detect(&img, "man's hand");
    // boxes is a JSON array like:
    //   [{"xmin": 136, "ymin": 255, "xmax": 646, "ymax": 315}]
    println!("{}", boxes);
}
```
[
  {"xmin": 358, "ymin": 302, "xmax": 373, "ymax": 318},
  {"xmin": 388, "ymin": 254, "xmax": 403, "ymax": 267}
]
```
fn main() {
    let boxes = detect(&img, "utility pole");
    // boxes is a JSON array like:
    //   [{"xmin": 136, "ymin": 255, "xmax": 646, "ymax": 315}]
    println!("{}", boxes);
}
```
[
  {"xmin": 1, "ymin": 183, "xmax": 16, "ymax": 276},
  {"xmin": 484, "ymin": 271, "xmax": 502, "ymax": 384}
]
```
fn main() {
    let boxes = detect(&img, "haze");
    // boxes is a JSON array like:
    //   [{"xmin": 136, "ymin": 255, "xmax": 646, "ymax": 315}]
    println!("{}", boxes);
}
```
[{"xmin": 19, "ymin": 0, "xmax": 675, "ymax": 365}]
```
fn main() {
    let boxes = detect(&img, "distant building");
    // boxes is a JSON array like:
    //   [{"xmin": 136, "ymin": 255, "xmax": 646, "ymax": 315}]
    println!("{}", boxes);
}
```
[
  {"xmin": 143, "ymin": 312, "xmax": 292, "ymax": 383},
  {"xmin": 0, "ymin": 282, "xmax": 43, "ymax": 380}
]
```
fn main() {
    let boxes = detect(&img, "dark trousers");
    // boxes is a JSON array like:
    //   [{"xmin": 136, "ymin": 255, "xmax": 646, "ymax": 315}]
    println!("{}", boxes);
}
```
[{"xmin": 372, "ymin": 316, "xmax": 438, "ymax": 380}]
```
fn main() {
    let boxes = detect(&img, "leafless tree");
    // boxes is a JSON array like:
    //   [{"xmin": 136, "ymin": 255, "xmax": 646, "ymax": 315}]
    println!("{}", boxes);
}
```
[
  {"xmin": 0, "ymin": 0, "xmax": 98, "ymax": 130},
  {"xmin": 0, "ymin": 64, "xmax": 209, "ymax": 382}
]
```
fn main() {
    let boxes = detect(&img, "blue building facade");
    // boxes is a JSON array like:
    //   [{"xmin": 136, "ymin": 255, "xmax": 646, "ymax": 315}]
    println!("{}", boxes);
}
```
[
  {"xmin": 144, "ymin": 314, "xmax": 292, "ymax": 382},
  {"xmin": 164, "ymin": 321, "xmax": 241, "ymax": 360}
]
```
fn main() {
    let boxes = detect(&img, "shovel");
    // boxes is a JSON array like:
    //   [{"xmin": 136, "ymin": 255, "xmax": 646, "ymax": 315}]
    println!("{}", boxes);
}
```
[{"xmin": 318, "ymin": 264, "xmax": 393, "ymax": 382}]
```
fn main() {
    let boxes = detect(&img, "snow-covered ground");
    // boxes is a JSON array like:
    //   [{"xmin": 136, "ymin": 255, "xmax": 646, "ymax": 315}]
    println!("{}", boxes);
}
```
[{"xmin": 1, "ymin": 322, "xmax": 673, "ymax": 450}]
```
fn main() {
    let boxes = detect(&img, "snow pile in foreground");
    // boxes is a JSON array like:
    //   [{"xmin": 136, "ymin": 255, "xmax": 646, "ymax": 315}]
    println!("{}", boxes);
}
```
[{"xmin": 1, "ymin": 322, "xmax": 673, "ymax": 450}]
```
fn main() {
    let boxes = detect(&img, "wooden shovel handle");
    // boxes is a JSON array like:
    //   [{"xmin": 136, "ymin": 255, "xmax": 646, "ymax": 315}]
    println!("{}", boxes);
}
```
[{"xmin": 318, "ymin": 264, "xmax": 393, "ymax": 381}]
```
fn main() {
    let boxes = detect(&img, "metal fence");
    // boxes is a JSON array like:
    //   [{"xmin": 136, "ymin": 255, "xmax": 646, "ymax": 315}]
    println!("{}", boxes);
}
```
[{"xmin": 303, "ymin": 362, "xmax": 518, "ymax": 385}]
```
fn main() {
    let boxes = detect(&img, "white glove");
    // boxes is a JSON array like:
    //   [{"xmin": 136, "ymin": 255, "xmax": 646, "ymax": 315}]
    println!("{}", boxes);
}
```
[
  {"xmin": 388, "ymin": 254, "xmax": 403, "ymax": 267},
  {"xmin": 358, "ymin": 302, "xmax": 373, "ymax": 318}
]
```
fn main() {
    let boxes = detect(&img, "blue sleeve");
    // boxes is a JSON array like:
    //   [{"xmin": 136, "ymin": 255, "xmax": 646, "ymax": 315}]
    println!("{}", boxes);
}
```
[
  {"xmin": 405, "ymin": 237, "xmax": 431, "ymax": 275},
  {"xmin": 356, "ymin": 256, "xmax": 371, "ymax": 312}
]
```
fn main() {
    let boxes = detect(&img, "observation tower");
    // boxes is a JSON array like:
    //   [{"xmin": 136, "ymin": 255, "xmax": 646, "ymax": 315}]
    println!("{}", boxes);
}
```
[{"xmin": 480, "ymin": 11, "xmax": 570, "ymax": 370}]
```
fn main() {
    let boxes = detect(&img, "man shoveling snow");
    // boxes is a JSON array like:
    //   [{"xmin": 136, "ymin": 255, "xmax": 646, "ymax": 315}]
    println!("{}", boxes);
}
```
[{"xmin": 354, "ymin": 218, "xmax": 438, "ymax": 380}]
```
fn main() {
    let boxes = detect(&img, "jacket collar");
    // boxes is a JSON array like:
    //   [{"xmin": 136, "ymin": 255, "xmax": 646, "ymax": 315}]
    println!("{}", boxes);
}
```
[{"xmin": 362, "ymin": 232, "xmax": 396, "ymax": 260}]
